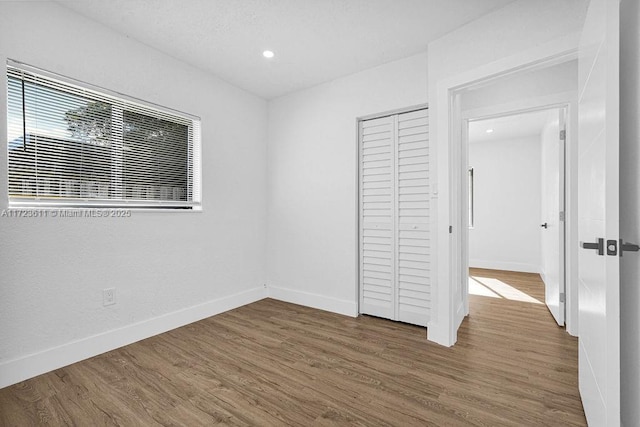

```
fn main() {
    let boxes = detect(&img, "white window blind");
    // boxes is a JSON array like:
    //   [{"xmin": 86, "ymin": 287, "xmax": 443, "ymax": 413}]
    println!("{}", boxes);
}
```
[{"xmin": 6, "ymin": 60, "xmax": 201, "ymax": 209}]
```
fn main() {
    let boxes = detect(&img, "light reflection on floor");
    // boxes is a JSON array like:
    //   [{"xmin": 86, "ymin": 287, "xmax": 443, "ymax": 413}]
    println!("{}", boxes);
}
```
[{"xmin": 468, "ymin": 276, "xmax": 543, "ymax": 304}]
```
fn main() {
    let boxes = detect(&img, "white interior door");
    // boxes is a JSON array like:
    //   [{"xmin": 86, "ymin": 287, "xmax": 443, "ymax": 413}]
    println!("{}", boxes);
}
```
[
  {"xmin": 541, "ymin": 108, "xmax": 566, "ymax": 326},
  {"xmin": 577, "ymin": 0, "xmax": 620, "ymax": 425},
  {"xmin": 360, "ymin": 115, "xmax": 395, "ymax": 320},
  {"xmin": 396, "ymin": 109, "xmax": 431, "ymax": 325}
]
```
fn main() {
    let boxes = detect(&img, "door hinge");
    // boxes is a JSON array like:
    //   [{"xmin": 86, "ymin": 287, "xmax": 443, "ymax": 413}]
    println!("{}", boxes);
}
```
[
  {"xmin": 607, "ymin": 239, "xmax": 618, "ymax": 256},
  {"xmin": 559, "ymin": 211, "xmax": 565, "ymax": 222},
  {"xmin": 449, "ymin": 225, "xmax": 452, "ymax": 234},
  {"xmin": 560, "ymin": 293, "xmax": 565, "ymax": 303},
  {"xmin": 559, "ymin": 129, "xmax": 566, "ymax": 140}
]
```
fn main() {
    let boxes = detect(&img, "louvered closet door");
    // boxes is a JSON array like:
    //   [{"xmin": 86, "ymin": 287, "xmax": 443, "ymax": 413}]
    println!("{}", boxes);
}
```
[
  {"xmin": 359, "ymin": 115, "xmax": 395, "ymax": 319},
  {"xmin": 359, "ymin": 108, "xmax": 430, "ymax": 326},
  {"xmin": 396, "ymin": 109, "xmax": 430, "ymax": 325}
]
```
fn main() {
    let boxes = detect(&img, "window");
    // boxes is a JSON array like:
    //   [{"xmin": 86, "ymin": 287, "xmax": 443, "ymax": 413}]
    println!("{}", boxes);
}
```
[
  {"xmin": 6, "ymin": 60, "xmax": 201, "ymax": 209},
  {"xmin": 468, "ymin": 167, "xmax": 474, "ymax": 228}
]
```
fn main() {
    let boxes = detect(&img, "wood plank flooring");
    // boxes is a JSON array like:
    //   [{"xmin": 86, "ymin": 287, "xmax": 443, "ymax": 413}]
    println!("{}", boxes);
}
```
[{"xmin": 0, "ymin": 269, "xmax": 586, "ymax": 426}]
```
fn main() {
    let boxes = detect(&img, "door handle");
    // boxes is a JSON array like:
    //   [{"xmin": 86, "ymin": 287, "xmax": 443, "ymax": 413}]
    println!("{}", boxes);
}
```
[
  {"xmin": 620, "ymin": 240, "xmax": 640, "ymax": 257},
  {"xmin": 581, "ymin": 238, "xmax": 604, "ymax": 256},
  {"xmin": 541, "ymin": 223, "xmax": 548, "ymax": 229}
]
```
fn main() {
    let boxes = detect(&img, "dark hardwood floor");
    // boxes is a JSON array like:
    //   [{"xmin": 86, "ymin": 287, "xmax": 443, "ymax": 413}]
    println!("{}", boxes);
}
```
[{"xmin": 0, "ymin": 269, "xmax": 586, "ymax": 426}]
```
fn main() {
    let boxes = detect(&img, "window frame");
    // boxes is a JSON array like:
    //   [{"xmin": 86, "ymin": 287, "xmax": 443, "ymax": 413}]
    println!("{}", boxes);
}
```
[{"xmin": 6, "ymin": 59, "xmax": 202, "ymax": 210}]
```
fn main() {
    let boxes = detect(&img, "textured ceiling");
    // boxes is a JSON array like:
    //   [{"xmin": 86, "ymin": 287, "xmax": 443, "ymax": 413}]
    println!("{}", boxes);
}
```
[{"xmin": 56, "ymin": 0, "xmax": 515, "ymax": 99}]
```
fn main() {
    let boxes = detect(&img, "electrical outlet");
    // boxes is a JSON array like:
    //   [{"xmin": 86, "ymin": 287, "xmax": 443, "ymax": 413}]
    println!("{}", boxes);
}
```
[{"xmin": 103, "ymin": 288, "xmax": 116, "ymax": 306}]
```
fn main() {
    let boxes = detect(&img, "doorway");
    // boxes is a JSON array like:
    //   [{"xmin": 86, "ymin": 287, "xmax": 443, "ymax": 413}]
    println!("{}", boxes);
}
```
[
  {"xmin": 465, "ymin": 107, "xmax": 567, "ymax": 326},
  {"xmin": 442, "ymin": 55, "xmax": 579, "ymax": 340}
]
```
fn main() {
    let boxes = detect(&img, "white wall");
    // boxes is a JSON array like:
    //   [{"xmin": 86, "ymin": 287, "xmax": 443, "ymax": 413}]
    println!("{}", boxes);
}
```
[
  {"xmin": 427, "ymin": 0, "xmax": 586, "ymax": 345},
  {"xmin": 266, "ymin": 53, "xmax": 427, "ymax": 315},
  {"xmin": 468, "ymin": 136, "xmax": 541, "ymax": 272},
  {"xmin": 0, "ymin": 2, "xmax": 268, "ymax": 388},
  {"xmin": 620, "ymin": 0, "xmax": 640, "ymax": 424},
  {"xmin": 461, "ymin": 60, "xmax": 578, "ymax": 113}
]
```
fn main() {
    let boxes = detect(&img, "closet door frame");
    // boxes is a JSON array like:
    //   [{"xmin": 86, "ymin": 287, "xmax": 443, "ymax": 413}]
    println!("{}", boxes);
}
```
[{"xmin": 357, "ymin": 103, "xmax": 429, "ymax": 320}]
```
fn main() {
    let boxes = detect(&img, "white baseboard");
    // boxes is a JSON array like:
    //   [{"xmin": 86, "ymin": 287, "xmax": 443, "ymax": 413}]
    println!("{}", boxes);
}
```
[
  {"xmin": 268, "ymin": 286, "xmax": 358, "ymax": 318},
  {"xmin": 0, "ymin": 286, "xmax": 267, "ymax": 389},
  {"xmin": 469, "ymin": 259, "xmax": 541, "ymax": 274},
  {"xmin": 539, "ymin": 268, "xmax": 548, "ymax": 285}
]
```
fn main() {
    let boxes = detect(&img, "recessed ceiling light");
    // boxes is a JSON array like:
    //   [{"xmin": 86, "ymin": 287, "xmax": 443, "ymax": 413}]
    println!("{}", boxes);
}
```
[
  {"xmin": 486, "ymin": 129, "xmax": 494, "ymax": 133},
  {"xmin": 263, "ymin": 50, "xmax": 275, "ymax": 59}
]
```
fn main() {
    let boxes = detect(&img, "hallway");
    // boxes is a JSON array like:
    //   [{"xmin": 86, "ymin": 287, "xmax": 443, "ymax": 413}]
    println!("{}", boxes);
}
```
[{"xmin": 464, "ymin": 268, "xmax": 585, "ymax": 424}]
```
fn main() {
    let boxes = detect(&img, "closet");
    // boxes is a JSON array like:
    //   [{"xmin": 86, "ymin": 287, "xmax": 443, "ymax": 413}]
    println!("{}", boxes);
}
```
[{"xmin": 359, "ymin": 107, "xmax": 431, "ymax": 326}]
